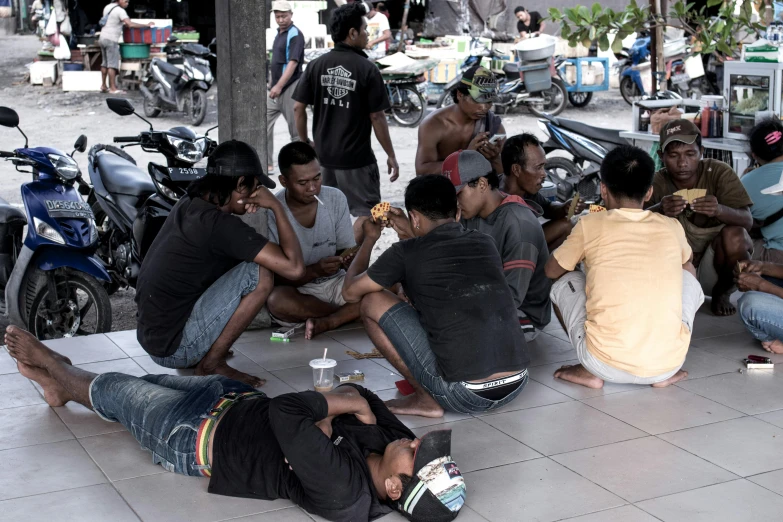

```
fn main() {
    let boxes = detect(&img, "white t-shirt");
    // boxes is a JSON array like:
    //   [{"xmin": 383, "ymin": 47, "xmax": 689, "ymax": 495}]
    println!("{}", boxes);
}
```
[
  {"xmin": 99, "ymin": 3, "xmax": 129, "ymax": 43},
  {"xmin": 366, "ymin": 13, "xmax": 390, "ymax": 53}
]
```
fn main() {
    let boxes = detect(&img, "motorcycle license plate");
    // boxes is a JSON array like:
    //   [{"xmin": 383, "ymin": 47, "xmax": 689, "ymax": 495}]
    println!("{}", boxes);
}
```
[
  {"xmin": 167, "ymin": 167, "xmax": 207, "ymax": 181},
  {"xmin": 45, "ymin": 200, "xmax": 93, "ymax": 219},
  {"xmin": 672, "ymin": 73, "xmax": 690, "ymax": 84}
]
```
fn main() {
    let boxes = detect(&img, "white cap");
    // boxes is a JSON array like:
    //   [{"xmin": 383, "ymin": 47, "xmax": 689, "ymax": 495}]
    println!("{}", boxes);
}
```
[
  {"xmin": 271, "ymin": 1, "xmax": 292, "ymax": 12},
  {"xmin": 761, "ymin": 171, "xmax": 783, "ymax": 195}
]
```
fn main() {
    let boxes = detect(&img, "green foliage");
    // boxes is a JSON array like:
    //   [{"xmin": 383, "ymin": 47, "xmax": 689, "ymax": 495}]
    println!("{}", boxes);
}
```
[{"xmin": 547, "ymin": 0, "xmax": 764, "ymax": 58}]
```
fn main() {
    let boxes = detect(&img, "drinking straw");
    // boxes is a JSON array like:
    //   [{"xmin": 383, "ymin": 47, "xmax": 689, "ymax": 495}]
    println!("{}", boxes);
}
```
[{"xmin": 319, "ymin": 348, "xmax": 328, "ymax": 385}]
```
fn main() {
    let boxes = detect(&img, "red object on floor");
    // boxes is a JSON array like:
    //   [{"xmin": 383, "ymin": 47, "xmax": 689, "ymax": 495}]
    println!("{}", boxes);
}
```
[
  {"xmin": 123, "ymin": 26, "xmax": 171, "ymax": 44},
  {"xmin": 395, "ymin": 379, "xmax": 415, "ymax": 396}
]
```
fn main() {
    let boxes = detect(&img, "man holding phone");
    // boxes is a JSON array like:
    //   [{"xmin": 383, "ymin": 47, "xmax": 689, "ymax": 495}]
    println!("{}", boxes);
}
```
[
  {"xmin": 266, "ymin": 142, "xmax": 361, "ymax": 339},
  {"xmin": 415, "ymin": 66, "xmax": 506, "ymax": 176}
]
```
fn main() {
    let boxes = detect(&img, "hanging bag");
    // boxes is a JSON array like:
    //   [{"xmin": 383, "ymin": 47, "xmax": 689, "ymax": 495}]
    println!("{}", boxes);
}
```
[{"xmin": 99, "ymin": 5, "xmax": 119, "ymax": 28}]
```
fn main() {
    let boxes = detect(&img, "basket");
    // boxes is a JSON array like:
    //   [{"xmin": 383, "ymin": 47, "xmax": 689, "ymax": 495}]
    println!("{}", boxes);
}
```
[
  {"xmin": 119, "ymin": 43, "xmax": 151, "ymax": 60},
  {"xmin": 515, "ymin": 36, "xmax": 557, "ymax": 62},
  {"xmin": 123, "ymin": 26, "xmax": 172, "ymax": 44}
]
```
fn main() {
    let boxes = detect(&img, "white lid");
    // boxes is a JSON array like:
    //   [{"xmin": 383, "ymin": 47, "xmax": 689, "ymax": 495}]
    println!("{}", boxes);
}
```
[{"xmin": 309, "ymin": 358, "xmax": 337, "ymax": 369}]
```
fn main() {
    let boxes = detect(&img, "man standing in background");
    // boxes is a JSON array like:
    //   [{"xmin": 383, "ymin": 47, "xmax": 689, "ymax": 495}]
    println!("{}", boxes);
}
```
[
  {"xmin": 267, "ymin": 1, "xmax": 305, "ymax": 174},
  {"xmin": 99, "ymin": 0, "xmax": 153, "ymax": 94},
  {"xmin": 364, "ymin": 1, "xmax": 391, "ymax": 60},
  {"xmin": 514, "ymin": 6, "xmax": 545, "ymax": 40}
]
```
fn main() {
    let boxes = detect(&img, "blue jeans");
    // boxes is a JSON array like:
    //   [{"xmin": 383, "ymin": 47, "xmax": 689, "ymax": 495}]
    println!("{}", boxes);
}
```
[
  {"xmin": 89, "ymin": 372, "xmax": 258, "ymax": 476},
  {"xmin": 378, "ymin": 302, "xmax": 528, "ymax": 414},
  {"xmin": 738, "ymin": 291, "xmax": 783, "ymax": 343},
  {"xmin": 152, "ymin": 262, "xmax": 260, "ymax": 369}
]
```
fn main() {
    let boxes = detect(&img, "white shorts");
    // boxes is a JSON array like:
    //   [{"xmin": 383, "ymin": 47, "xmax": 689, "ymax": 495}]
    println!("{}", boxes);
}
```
[
  {"xmin": 271, "ymin": 273, "xmax": 347, "ymax": 327},
  {"xmin": 550, "ymin": 270, "xmax": 705, "ymax": 384}
]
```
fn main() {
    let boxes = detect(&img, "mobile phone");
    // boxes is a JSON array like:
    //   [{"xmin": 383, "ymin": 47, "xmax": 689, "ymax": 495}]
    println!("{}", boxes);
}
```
[
  {"xmin": 489, "ymin": 134, "xmax": 507, "ymax": 144},
  {"xmin": 271, "ymin": 326, "xmax": 296, "ymax": 339}
]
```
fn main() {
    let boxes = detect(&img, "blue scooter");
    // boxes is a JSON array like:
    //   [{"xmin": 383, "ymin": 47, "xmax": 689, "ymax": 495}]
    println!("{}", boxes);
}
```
[
  {"xmin": 0, "ymin": 107, "xmax": 111, "ymax": 339},
  {"xmin": 619, "ymin": 35, "xmax": 652, "ymax": 105}
]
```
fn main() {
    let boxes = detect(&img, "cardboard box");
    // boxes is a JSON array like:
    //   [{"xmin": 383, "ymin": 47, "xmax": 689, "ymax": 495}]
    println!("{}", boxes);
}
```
[
  {"xmin": 426, "ymin": 59, "xmax": 460, "ymax": 84},
  {"xmin": 30, "ymin": 61, "xmax": 57, "ymax": 85}
]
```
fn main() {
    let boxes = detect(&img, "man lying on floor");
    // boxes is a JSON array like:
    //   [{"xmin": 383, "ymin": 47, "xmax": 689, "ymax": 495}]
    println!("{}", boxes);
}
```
[
  {"xmin": 342, "ymin": 175, "xmax": 530, "ymax": 418},
  {"xmin": 544, "ymin": 145, "xmax": 705, "ymax": 389},
  {"xmin": 5, "ymin": 326, "xmax": 466, "ymax": 522}
]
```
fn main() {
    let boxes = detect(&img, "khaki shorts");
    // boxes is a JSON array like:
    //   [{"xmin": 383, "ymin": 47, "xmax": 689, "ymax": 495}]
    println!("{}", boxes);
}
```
[
  {"xmin": 550, "ymin": 270, "xmax": 705, "ymax": 384},
  {"xmin": 271, "ymin": 273, "xmax": 347, "ymax": 327}
]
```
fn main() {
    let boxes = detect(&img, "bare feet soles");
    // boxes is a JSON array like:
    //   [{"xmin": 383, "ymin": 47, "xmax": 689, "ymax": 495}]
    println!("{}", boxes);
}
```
[
  {"xmin": 711, "ymin": 292, "xmax": 736, "ymax": 316},
  {"xmin": 651, "ymin": 369, "xmax": 688, "ymax": 388},
  {"xmin": 553, "ymin": 364, "xmax": 604, "ymax": 389},
  {"xmin": 305, "ymin": 318, "xmax": 333, "ymax": 340},
  {"xmin": 762, "ymin": 340, "xmax": 783, "ymax": 354},
  {"xmin": 385, "ymin": 391, "xmax": 444, "ymax": 418},
  {"xmin": 195, "ymin": 359, "xmax": 266, "ymax": 388}
]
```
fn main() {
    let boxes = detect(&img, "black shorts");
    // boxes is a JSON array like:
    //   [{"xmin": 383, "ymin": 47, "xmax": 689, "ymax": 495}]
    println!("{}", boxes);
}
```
[{"xmin": 321, "ymin": 163, "xmax": 381, "ymax": 217}]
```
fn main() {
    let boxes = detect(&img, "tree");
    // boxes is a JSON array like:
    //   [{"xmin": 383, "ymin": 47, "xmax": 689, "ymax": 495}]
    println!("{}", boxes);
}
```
[{"xmin": 547, "ymin": 0, "xmax": 763, "ymax": 58}]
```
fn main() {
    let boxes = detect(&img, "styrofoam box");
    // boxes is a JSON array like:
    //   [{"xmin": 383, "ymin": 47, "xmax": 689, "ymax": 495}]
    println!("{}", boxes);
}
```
[
  {"xmin": 30, "ymin": 61, "xmax": 57, "ymax": 85},
  {"xmin": 62, "ymin": 71, "xmax": 104, "ymax": 91}
]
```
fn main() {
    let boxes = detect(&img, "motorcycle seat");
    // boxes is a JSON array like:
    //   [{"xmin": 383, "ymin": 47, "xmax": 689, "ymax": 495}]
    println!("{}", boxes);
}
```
[
  {"xmin": 0, "ymin": 196, "xmax": 26, "ymax": 224},
  {"xmin": 550, "ymin": 117, "xmax": 627, "ymax": 147},
  {"xmin": 95, "ymin": 153, "xmax": 156, "ymax": 197},
  {"xmin": 153, "ymin": 58, "xmax": 183, "ymax": 81}
]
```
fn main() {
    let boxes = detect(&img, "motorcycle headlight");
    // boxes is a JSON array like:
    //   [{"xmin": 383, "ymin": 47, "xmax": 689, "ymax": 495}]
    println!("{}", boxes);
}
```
[
  {"xmin": 33, "ymin": 217, "xmax": 65, "ymax": 245},
  {"xmin": 47, "ymin": 154, "xmax": 80, "ymax": 180},
  {"xmin": 166, "ymin": 135, "xmax": 204, "ymax": 163},
  {"xmin": 154, "ymin": 179, "xmax": 181, "ymax": 202}
]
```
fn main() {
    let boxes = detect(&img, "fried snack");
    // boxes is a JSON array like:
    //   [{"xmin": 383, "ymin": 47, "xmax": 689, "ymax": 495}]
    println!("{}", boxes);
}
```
[
  {"xmin": 339, "ymin": 245, "xmax": 361, "ymax": 259},
  {"xmin": 589, "ymin": 204, "xmax": 606, "ymax": 213},
  {"xmin": 371, "ymin": 202, "xmax": 391, "ymax": 222},
  {"xmin": 674, "ymin": 189, "xmax": 689, "ymax": 200},
  {"xmin": 567, "ymin": 193, "xmax": 581, "ymax": 220},
  {"xmin": 688, "ymin": 188, "xmax": 706, "ymax": 202}
]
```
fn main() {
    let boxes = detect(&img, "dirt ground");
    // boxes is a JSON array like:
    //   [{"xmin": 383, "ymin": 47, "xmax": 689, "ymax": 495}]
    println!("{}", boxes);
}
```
[{"xmin": 0, "ymin": 34, "xmax": 632, "ymax": 334}]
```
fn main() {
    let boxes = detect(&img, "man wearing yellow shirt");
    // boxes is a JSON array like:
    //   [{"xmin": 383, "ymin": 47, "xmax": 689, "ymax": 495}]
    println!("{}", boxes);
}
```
[{"xmin": 544, "ymin": 146, "xmax": 705, "ymax": 389}]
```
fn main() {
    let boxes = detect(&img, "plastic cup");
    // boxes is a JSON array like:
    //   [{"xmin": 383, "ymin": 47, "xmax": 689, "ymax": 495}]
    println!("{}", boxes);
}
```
[{"xmin": 310, "ymin": 358, "xmax": 337, "ymax": 392}]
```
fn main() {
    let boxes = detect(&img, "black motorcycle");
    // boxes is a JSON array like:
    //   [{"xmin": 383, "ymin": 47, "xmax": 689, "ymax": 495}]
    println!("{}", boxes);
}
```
[
  {"xmin": 141, "ymin": 36, "xmax": 216, "ymax": 126},
  {"xmin": 87, "ymin": 98, "xmax": 215, "ymax": 292}
]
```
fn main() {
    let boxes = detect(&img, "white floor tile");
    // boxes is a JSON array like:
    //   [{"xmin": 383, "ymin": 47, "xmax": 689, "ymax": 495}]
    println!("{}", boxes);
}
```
[
  {"xmin": 272, "ymin": 358, "xmax": 400, "ymax": 393},
  {"xmin": 42, "ymin": 333, "xmax": 127, "ymax": 364},
  {"xmin": 234, "ymin": 335, "xmax": 355, "ymax": 371},
  {"xmin": 54, "ymin": 401, "xmax": 126, "ymax": 438},
  {"xmin": 0, "ymin": 404, "xmax": 72, "ymax": 450},
  {"xmin": 76, "ymin": 357, "xmax": 147, "ymax": 377},
  {"xmin": 0, "ymin": 348, "xmax": 18, "ymax": 375},
  {"xmin": 747, "ymin": 468, "xmax": 783, "ymax": 496},
  {"xmin": 528, "ymin": 360, "xmax": 640, "ymax": 400},
  {"xmin": 559, "ymin": 505, "xmax": 660, "ymax": 522},
  {"xmin": 0, "ymin": 372, "xmax": 46, "ymax": 409},
  {"xmin": 525, "ymin": 333, "xmax": 578, "ymax": 367},
  {"xmin": 0, "ymin": 483, "xmax": 139, "ymax": 522},
  {"xmin": 676, "ymin": 370, "xmax": 783, "ymax": 415},
  {"xmin": 79, "ymin": 430, "xmax": 166, "ymax": 481},
  {"xmin": 105, "ymin": 330, "xmax": 148, "ymax": 358}
]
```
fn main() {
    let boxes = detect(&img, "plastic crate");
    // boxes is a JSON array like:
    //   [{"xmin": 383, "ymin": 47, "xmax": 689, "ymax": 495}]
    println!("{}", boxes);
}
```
[
  {"xmin": 123, "ymin": 26, "xmax": 171, "ymax": 44},
  {"xmin": 519, "ymin": 62, "xmax": 552, "ymax": 93}
]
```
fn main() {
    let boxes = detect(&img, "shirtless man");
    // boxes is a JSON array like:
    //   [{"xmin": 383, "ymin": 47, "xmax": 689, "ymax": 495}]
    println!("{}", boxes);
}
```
[{"xmin": 415, "ymin": 65, "xmax": 506, "ymax": 176}]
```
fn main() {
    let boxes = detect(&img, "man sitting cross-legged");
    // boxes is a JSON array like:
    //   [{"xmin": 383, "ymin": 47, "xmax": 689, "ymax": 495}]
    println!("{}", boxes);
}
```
[
  {"xmin": 646, "ymin": 119, "xmax": 754, "ymax": 316},
  {"xmin": 444, "ymin": 149, "xmax": 552, "ymax": 340},
  {"xmin": 342, "ymin": 175, "xmax": 530, "ymax": 418},
  {"xmin": 545, "ymin": 145, "xmax": 705, "ymax": 389},
  {"xmin": 266, "ymin": 142, "xmax": 360, "ymax": 339},
  {"xmin": 501, "ymin": 134, "xmax": 586, "ymax": 251},
  {"xmin": 5, "ymin": 326, "xmax": 467, "ymax": 522},
  {"xmin": 135, "ymin": 141, "xmax": 305, "ymax": 387}
]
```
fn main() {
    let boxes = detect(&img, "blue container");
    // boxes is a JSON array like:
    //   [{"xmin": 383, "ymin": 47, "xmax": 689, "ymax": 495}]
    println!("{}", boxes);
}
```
[{"xmin": 63, "ymin": 63, "xmax": 84, "ymax": 72}]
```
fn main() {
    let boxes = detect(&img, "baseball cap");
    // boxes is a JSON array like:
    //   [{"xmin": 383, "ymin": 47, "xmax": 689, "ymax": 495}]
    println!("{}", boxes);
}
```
[
  {"xmin": 395, "ymin": 430, "xmax": 466, "ymax": 522},
  {"xmin": 442, "ymin": 150, "xmax": 493, "ymax": 193},
  {"xmin": 271, "ymin": 0, "xmax": 292, "ymax": 12},
  {"xmin": 659, "ymin": 119, "xmax": 701, "ymax": 152},
  {"xmin": 207, "ymin": 140, "xmax": 276, "ymax": 189},
  {"xmin": 460, "ymin": 66, "xmax": 498, "ymax": 104},
  {"xmin": 761, "ymin": 171, "xmax": 783, "ymax": 195}
]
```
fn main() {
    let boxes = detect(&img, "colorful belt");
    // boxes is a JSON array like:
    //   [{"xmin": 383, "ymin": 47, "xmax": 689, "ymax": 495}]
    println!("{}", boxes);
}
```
[{"xmin": 195, "ymin": 391, "xmax": 265, "ymax": 477}]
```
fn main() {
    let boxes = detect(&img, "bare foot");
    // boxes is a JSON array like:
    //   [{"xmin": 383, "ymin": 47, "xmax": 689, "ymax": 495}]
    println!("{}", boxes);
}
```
[
  {"xmin": 4, "ymin": 326, "xmax": 61, "ymax": 370},
  {"xmin": 195, "ymin": 360, "xmax": 266, "ymax": 388},
  {"xmin": 385, "ymin": 391, "xmax": 444, "ymax": 418},
  {"xmin": 305, "ymin": 317, "xmax": 333, "ymax": 340},
  {"xmin": 17, "ymin": 361, "xmax": 72, "ymax": 407},
  {"xmin": 762, "ymin": 340, "xmax": 783, "ymax": 354},
  {"xmin": 711, "ymin": 292, "xmax": 736, "ymax": 316},
  {"xmin": 553, "ymin": 364, "xmax": 604, "ymax": 389},
  {"xmin": 651, "ymin": 369, "xmax": 688, "ymax": 388}
]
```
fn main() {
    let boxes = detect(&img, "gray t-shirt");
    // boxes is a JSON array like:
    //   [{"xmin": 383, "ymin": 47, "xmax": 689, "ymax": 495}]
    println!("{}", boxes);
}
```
[
  {"xmin": 99, "ymin": 3, "xmax": 129, "ymax": 43},
  {"xmin": 267, "ymin": 186, "xmax": 355, "ymax": 283}
]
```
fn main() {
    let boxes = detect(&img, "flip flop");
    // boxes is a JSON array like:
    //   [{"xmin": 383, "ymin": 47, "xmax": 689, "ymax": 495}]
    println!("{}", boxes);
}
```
[
  {"xmin": 109, "ymin": 89, "xmax": 127, "ymax": 95},
  {"xmin": 100, "ymin": 86, "xmax": 109, "ymax": 93}
]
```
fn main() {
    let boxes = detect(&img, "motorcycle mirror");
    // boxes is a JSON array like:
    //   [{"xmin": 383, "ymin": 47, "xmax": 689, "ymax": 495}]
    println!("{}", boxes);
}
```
[
  {"xmin": 0, "ymin": 107, "xmax": 19, "ymax": 128},
  {"xmin": 205, "ymin": 125, "xmax": 218, "ymax": 137},
  {"xmin": 168, "ymin": 35, "xmax": 178, "ymax": 43},
  {"xmin": 73, "ymin": 134, "xmax": 87, "ymax": 154},
  {"xmin": 106, "ymin": 98, "xmax": 136, "ymax": 116}
]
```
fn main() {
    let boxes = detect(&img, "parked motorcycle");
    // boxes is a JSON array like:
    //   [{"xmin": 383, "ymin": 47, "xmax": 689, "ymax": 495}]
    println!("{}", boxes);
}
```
[
  {"xmin": 0, "ymin": 107, "xmax": 111, "ymax": 339},
  {"xmin": 436, "ymin": 38, "xmax": 567, "ymax": 117},
  {"xmin": 141, "ymin": 36, "xmax": 216, "ymax": 126},
  {"xmin": 537, "ymin": 114, "xmax": 629, "ymax": 202},
  {"xmin": 383, "ymin": 73, "xmax": 429, "ymax": 127},
  {"xmin": 88, "ymin": 98, "xmax": 214, "ymax": 292}
]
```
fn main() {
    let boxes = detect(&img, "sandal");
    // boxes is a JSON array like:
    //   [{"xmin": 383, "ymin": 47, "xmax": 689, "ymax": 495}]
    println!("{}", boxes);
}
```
[
  {"xmin": 108, "ymin": 89, "xmax": 127, "ymax": 95},
  {"xmin": 100, "ymin": 86, "xmax": 109, "ymax": 93}
]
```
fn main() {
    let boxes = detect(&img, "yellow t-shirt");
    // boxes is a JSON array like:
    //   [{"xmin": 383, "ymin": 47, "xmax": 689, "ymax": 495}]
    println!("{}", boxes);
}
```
[{"xmin": 553, "ymin": 209, "xmax": 693, "ymax": 377}]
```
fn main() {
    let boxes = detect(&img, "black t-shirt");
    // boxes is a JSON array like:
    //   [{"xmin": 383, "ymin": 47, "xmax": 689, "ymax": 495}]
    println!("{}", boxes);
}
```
[
  {"xmin": 271, "ymin": 24, "xmax": 305, "ymax": 93},
  {"xmin": 209, "ymin": 385, "xmax": 414, "ymax": 521},
  {"xmin": 367, "ymin": 222, "xmax": 529, "ymax": 382},
  {"xmin": 517, "ymin": 11, "xmax": 542, "ymax": 34},
  {"xmin": 136, "ymin": 197, "xmax": 268, "ymax": 357},
  {"xmin": 292, "ymin": 43, "xmax": 391, "ymax": 169}
]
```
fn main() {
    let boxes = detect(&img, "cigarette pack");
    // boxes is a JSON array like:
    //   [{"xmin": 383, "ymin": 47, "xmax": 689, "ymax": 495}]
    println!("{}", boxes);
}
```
[
  {"xmin": 744, "ymin": 359, "xmax": 774, "ymax": 369},
  {"xmin": 336, "ymin": 371, "xmax": 365, "ymax": 383},
  {"xmin": 271, "ymin": 326, "xmax": 296, "ymax": 339}
]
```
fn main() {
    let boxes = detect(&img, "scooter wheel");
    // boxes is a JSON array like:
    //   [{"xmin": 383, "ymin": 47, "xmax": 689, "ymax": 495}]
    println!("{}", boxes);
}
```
[
  {"xmin": 568, "ymin": 91, "xmax": 593, "ymax": 108},
  {"xmin": 437, "ymin": 89, "xmax": 454, "ymax": 109},
  {"xmin": 144, "ymin": 95, "xmax": 161, "ymax": 118},
  {"xmin": 620, "ymin": 77, "xmax": 642, "ymax": 106},
  {"xmin": 189, "ymin": 90, "xmax": 207, "ymax": 126}
]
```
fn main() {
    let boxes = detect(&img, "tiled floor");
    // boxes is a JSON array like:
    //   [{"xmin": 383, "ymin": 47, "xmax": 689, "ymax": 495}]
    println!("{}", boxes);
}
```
[{"xmin": 2, "ymin": 302, "xmax": 783, "ymax": 522}]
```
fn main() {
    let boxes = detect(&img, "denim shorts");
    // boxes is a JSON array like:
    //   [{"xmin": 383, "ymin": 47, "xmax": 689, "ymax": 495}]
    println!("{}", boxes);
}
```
[
  {"xmin": 378, "ymin": 302, "xmax": 528, "ymax": 414},
  {"xmin": 89, "ymin": 373, "xmax": 258, "ymax": 476},
  {"xmin": 152, "ymin": 262, "xmax": 260, "ymax": 369}
]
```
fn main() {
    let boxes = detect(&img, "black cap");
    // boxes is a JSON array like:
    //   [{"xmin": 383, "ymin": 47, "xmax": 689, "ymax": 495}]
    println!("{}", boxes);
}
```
[
  {"xmin": 207, "ymin": 140, "xmax": 276, "ymax": 189},
  {"xmin": 396, "ymin": 430, "xmax": 466, "ymax": 522}
]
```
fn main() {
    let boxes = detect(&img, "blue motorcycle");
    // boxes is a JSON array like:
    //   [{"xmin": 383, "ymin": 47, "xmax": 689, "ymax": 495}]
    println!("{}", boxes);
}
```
[
  {"xmin": 0, "ymin": 107, "xmax": 111, "ymax": 339},
  {"xmin": 619, "ymin": 35, "xmax": 652, "ymax": 105}
]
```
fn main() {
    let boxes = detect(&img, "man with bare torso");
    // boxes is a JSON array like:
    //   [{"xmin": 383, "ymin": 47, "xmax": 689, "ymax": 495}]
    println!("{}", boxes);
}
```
[{"xmin": 415, "ymin": 66, "xmax": 506, "ymax": 176}]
